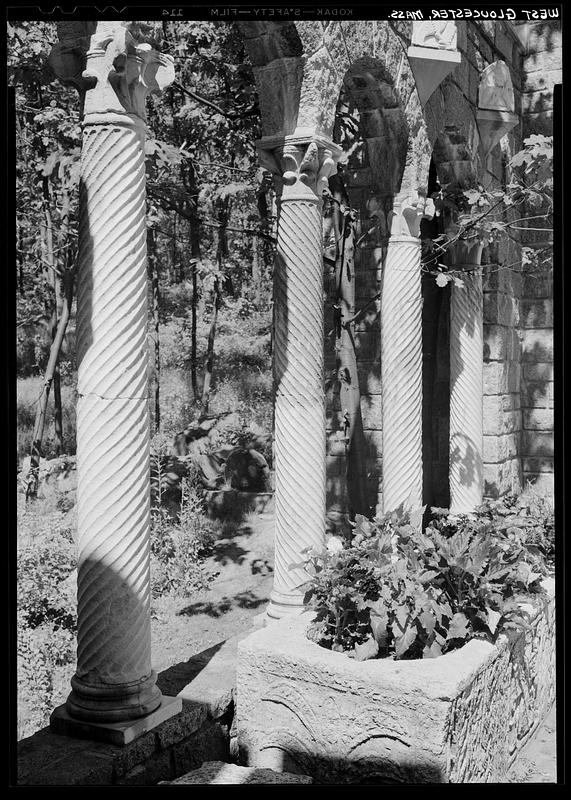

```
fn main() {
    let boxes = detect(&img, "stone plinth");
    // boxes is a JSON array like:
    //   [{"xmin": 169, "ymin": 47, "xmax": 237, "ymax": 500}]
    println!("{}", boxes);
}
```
[
  {"xmin": 50, "ymin": 695, "xmax": 182, "ymax": 747},
  {"xmin": 236, "ymin": 581, "xmax": 555, "ymax": 783},
  {"xmin": 160, "ymin": 761, "xmax": 312, "ymax": 784}
]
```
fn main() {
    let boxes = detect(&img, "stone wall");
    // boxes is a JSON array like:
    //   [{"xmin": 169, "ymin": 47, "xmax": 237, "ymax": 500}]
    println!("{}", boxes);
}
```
[{"xmin": 516, "ymin": 20, "xmax": 559, "ymax": 495}]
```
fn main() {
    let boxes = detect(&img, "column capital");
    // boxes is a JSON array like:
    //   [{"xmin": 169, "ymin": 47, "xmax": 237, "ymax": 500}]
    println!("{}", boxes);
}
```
[
  {"xmin": 445, "ymin": 224, "xmax": 484, "ymax": 269},
  {"xmin": 389, "ymin": 191, "xmax": 435, "ymax": 238},
  {"xmin": 256, "ymin": 134, "xmax": 341, "ymax": 202},
  {"xmin": 49, "ymin": 21, "xmax": 175, "ymax": 123}
]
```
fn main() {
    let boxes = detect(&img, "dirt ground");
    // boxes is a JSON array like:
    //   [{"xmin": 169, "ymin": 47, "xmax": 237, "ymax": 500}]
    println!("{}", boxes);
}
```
[
  {"xmin": 150, "ymin": 503, "xmax": 557, "ymax": 784},
  {"xmin": 150, "ymin": 506, "xmax": 275, "ymax": 673}
]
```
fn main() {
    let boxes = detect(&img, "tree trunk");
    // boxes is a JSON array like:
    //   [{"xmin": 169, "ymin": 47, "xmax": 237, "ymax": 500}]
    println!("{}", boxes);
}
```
[
  {"xmin": 25, "ymin": 270, "xmax": 74, "ymax": 501},
  {"xmin": 42, "ymin": 179, "xmax": 64, "ymax": 455},
  {"xmin": 200, "ymin": 197, "xmax": 229, "ymax": 418},
  {"xmin": 200, "ymin": 276, "xmax": 221, "ymax": 418},
  {"xmin": 189, "ymin": 215, "xmax": 201, "ymax": 403},
  {"xmin": 147, "ymin": 227, "xmax": 161, "ymax": 432},
  {"xmin": 330, "ymin": 175, "xmax": 369, "ymax": 518}
]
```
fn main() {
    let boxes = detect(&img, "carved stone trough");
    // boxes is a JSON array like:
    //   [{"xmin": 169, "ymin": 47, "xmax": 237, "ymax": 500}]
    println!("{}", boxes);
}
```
[{"xmin": 236, "ymin": 579, "xmax": 555, "ymax": 783}]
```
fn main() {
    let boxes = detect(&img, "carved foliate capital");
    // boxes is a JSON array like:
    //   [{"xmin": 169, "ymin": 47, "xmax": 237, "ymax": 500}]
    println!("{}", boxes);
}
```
[
  {"xmin": 389, "ymin": 191, "xmax": 435, "ymax": 238},
  {"xmin": 257, "ymin": 136, "xmax": 338, "ymax": 202},
  {"xmin": 445, "ymin": 224, "xmax": 484, "ymax": 269},
  {"xmin": 50, "ymin": 21, "xmax": 175, "ymax": 121}
]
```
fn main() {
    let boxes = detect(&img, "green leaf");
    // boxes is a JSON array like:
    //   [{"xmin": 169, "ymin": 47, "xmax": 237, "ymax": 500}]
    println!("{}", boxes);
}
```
[
  {"xmin": 394, "ymin": 625, "xmax": 417, "ymax": 658},
  {"xmin": 394, "ymin": 604, "xmax": 409, "ymax": 632},
  {"xmin": 446, "ymin": 612, "xmax": 470, "ymax": 642},
  {"xmin": 486, "ymin": 608, "xmax": 501, "ymax": 635},
  {"xmin": 423, "ymin": 640, "xmax": 442, "ymax": 659},
  {"xmin": 419, "ymin": 609, "xmax": 436, "ymax": 636},
  {"xmin": 419, "ymin": 569, "xmax": 440, "ymax": 585},
  {"xmin": 354, "ymin": 636, "xmax": 379, "ymax": 662}
]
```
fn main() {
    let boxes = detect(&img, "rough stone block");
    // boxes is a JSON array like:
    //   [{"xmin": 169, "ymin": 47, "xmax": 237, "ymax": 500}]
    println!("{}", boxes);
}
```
[
  {"xmin": 522, "ymin": 431, "xmax": 554, "ymax": 457},
  {"xmin": 523, "ymin": 67, "xmax": 563, "ymax": 93},
  {"xmin": 523, "ymin": 362, "xmax": 553, "ymax": 382},
  {"xmin": 326, "ymin": 429, "xmax": 347, "ymax": 456},
  {"xmin": 521, "ymin": 379, "xmax": 553, "ymax": 409},
  {"xmin": 522, "ymin": 472, "xmax": 554, "ymax": 495},
  {"xmin": 522, "ymin": 89, "xmax": 554, "ymax": 116},
  {"xmin": 161, "ymin": 761, "xmax": 312, "ymax": 784},
  {"xmin": 523, "ymin": 408, "xmax": 553, "ymax": 431},
  {"xmin": 522, "ymin": 272, "xmax": 553, "ymax": 299},
  {"xmin": 483, "ymin": 434, "xmax": 518, "ymax": 463},
  {"xmin": 521, "ymin": 329, "xmax": 553, "ymax": 362},
  {"xmin": 171, "ymin": 721, "xmax": 230, "ymax": 777},
  {"xmin": 482, "ymin": 268, "xmax": 522, "ymax": 296},
  {"xmin": 139, "ymin": 748, "xmax": 174, "ymax": 785},
  {"xmin": 358, "ymin": 361, "xmax": 382, "ymax": 395},
  {"xmin": 523, "ymin": 112, "xmax": 555, "ymax": 138},
  {"xmin": 326, "ymin": 454, "xmax": 346, "ymax": 477},
  {"xmin": 483, "ymin": 325, "xmax": 520, "ymax": 362},
  {"xmin": 483, "ymin": 459, "xmax": 522, "ymax": 498},
  {"xmin": 363, "ymin": 428, "xmax": 383, "ymax": 460},
  {"xmin": 483, "ymin": 403, "xmax": 521, "ymax": 437},
  {"xmin": 360, "ymin": 393, "xmax": 382, "ymax": 430},
  {"xmin": 236, "ymin": 589, "xmax": 554, "ymax": 784},
  {"xmin": 483, "ymin": 291, "xmax": 518, "ymax": 326},
  {"xmin": 483, "ymin": 362, "xmax": 520, "ymax": 395},
  {"xmin": 522, "ymin": 457, "xmax": 554, "ymax": 474},
  {"xmin": 354, "ymin": 329, "xmax": 381, "ymax": 361}
]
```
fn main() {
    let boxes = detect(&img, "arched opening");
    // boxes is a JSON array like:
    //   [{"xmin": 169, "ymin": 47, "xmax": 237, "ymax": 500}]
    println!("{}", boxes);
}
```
[{"xmin": 324, "ymin": 60, "xmax": 409, "ymax": 528}]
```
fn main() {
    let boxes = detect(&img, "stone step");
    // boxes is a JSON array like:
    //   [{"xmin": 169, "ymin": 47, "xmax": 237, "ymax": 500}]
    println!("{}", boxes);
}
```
[{"xmin": 160, "ymin": 761, "xmax": 312, "ymax": 784}]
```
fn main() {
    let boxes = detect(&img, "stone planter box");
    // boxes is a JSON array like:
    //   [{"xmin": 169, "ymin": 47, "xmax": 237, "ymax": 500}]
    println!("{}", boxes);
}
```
[{"xmin": 236, "ymin": 579, "xmax": 555, "ymax": 783}]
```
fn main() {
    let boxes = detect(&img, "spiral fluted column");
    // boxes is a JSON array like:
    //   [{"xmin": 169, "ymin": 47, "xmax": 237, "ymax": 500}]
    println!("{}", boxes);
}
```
[
  {"xmin": 381, "ymin": 194, "xmax": 434, "ymax": 513},
  {"xmin": 50, "ymin": 22, "xmax": 177, "ymax": 728},
  {"xmin": 448, "ymin": 233, "xmax": 485, "ymax": 513},
  {"xmin": 258, "ymin": 137, "xmax": 337, "ymax": 619}
]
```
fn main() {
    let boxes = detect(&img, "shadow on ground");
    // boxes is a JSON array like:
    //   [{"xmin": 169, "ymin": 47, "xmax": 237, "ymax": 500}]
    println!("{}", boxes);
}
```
[{"xmin": 177, "ymin": 590, "xmax": 268, "ymax": 619}]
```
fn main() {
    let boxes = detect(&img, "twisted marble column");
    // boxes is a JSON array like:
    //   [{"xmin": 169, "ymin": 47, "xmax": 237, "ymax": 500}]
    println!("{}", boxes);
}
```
[
  {"xmin": 381, "ymin": 193, "xmax": 434, "ymax": 513},
  {"xmin": 448, "ymin": 233, "xmax": 484, "ymax": 514},
  {"xmin": 52, "ymin": 22, "xmax": 174, "ymax": 722},
  {"xmin": 259, "ymin": 139, "xmax": 336, "ymax": 619}
]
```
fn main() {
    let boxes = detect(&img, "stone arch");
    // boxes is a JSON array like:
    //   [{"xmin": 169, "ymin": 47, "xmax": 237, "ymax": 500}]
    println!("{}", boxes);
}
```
[{"xmin": 239, "ymin": 20, "xmax": 433, "ymax": 195}]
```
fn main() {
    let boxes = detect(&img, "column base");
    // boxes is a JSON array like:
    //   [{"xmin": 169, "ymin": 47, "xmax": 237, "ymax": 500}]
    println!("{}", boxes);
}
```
[
  {"xmin": 266, "ymin": 590, "xmax": 308, "ymax": 622},
  {"xmin": 66, "ymin": 669, "xmax": 162, "ymax": 723},
  {"xmin": 50, "ymin": 694, "xmax": 182, "ymax": 746}
]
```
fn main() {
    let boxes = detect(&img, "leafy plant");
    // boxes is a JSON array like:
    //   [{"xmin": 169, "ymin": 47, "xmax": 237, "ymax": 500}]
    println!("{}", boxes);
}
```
[
  {"xmin": 150, "ymin": 478, "xmax": 217, "ymax": 598},
  {"xmin": 303, "ymin": 496, "xmax": 553, "ymax": 662}
]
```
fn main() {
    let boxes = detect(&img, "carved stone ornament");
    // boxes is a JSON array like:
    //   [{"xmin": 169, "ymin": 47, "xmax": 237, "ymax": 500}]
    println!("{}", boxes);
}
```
[
  {"xmin": 257, "ymin": 135, "xmax": 339, "ymax": 201},
  {"xmin": 388, "ymin": 191, "xmax": 435, "ymax": 238},
  {"xmin": 411, "ymin": 21, "xmax": 458, "ymax": 50},
  {"xmin": 479, "ymin": 60, "xmax": 515, "ymax": 112},
  {"xmin": 476, "ymin": 61, "xmax": 518, "ymax": 156},
  {"xmin": 50, "ymin": 21, "xmax": 174, "ymax": 121},
  {"xmin": 407, "ymin": 22, "xmax": 461, "ymax": 106},
  {"xmin": 445, "ymin": 224, "xmax": 485, "ymax": 269}
]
